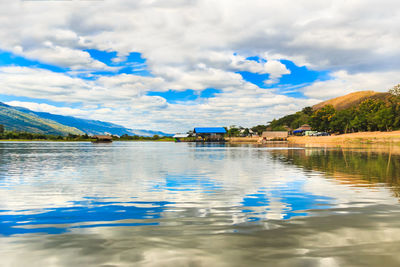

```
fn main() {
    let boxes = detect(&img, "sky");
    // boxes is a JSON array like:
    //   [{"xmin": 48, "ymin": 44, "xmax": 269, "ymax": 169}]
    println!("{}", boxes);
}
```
[{"xmin": 0, "ymin": 0, "xmax": 399, "ymax": 133}]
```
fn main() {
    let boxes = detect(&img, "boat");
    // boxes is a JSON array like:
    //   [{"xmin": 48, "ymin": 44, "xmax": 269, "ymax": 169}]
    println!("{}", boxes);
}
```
[{"xmin": 91, "ymin": 135, "xmax": 113, "ymax": 143}]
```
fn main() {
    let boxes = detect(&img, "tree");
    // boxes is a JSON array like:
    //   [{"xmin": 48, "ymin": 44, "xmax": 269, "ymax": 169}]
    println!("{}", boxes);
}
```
[
  {"xmin": 354, "ymin": 99, "xmax": 385, "ymax": 131},
  {"xmin": 389, "ymin": 83, "xmax": 400, "ymax": 96},
  {"xmin": 330, "ymin": 109, "xmax": 353, "ymax": 133},
  {"xmin": 301, "ymin": 106, "xmax": 313, "ymax": 116},
  {"xmin": 0, "ymin": 124, "xmax": 4, "ymax": 134},
  {"xmin": 251, "ymin": 125, "xmax": 267, "ymax": 135},
  {"xmin": 374, "ymin": 105, "xmax": 394, "ymax": 131},
  {"xmin": 310, "ymin": 105, "xmax": 336, "ymax": 132},
  {"xmin": 227, "ymin": 125, "xmax": 241, "ymax": 137}
]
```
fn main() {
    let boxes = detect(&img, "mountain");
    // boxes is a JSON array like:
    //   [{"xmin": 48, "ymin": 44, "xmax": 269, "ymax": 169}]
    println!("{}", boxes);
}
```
[
  {"xmin": 2, "ymin": 102, "xmax": 172, "ymax": 136},
  {"xmin": 0, "ymin": 102, "xmax": 84, "ymax": 135},
  {"xmin": 312, "ymin": 91, "xmax": 390, "ymax": 111},
  {"xmin": 24, "ymin": 110, "xmax": 172, "ymax": 136}
]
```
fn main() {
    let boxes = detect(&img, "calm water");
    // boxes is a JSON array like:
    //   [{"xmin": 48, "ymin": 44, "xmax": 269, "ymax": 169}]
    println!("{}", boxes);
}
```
[{"xmin": 1, "ymin": 142, "xmax": 400, "ymax": 266}]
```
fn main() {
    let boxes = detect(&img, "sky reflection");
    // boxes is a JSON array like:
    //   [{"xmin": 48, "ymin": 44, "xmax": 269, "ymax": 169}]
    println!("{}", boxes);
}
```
[{"xmin": 0, "ymin": 200, "xmax": 169, "ymax": 236}]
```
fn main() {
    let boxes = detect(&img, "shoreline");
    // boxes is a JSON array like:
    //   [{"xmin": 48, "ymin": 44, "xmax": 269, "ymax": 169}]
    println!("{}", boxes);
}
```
[
  {"xmin": 0, "ymin": 139, "xmax": 174, "ymax": 142},
  {"xmin": 224, "ymin": 131, "xmax": 400, "ymax": 147},
  {"xmin": 288, "ymin": 131, "xmax": 400, "ymax": 146}
]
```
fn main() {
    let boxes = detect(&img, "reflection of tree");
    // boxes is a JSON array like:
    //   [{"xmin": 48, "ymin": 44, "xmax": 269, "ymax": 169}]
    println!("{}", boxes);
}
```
[{"xmin": 269, "ymin": 149, "xmax": 400, "ymax": 198}]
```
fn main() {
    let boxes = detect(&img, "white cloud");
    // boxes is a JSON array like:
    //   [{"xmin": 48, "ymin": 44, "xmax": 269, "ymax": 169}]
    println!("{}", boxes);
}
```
[
  {"xmin": 5, "ymin": 101, "xmax": 90, "ymax": 118},
  {"xmin": 23, "ymin": 42, "xmax": 116, "ymax": 71},
  {"xmin": 302, "ymin": 70, "xmax": 400, "ymax": 99},
  {"xmin": 2, "ymin": 0, "xmax": 399, "ymax": 73}
]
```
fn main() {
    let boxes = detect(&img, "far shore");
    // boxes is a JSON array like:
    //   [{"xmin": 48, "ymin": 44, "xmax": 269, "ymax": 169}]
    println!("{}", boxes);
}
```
[
  {"xmin": 3, "ymin": 131, "xmax": 400, "ymax": 146},
  {"xmin": 0, "ymin": 139, "xmax": 174, "ymax": 142}
]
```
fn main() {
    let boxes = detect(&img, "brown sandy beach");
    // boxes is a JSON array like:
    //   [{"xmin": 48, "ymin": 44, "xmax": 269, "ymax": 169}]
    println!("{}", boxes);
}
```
[
  {"xmin": 288, "ymin": 131, "xmax": 400, "ymax": 146},
  {"xmin": 226, "ymin": 131, "xmax": 400, "ymax": 155},
  {"xmin": 226, "ymin": 131, "xmax": 400, "ymax": 146}
]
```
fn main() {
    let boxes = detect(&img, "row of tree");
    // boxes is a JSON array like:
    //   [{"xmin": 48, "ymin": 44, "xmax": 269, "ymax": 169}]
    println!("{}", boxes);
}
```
[{"xmin": 0, "ymin": 128, "xmax": 172, "ymax": 141}]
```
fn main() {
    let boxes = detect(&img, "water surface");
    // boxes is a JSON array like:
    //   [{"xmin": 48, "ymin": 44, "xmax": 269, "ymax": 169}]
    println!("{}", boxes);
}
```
[{"xmin": 1, "ymin": 142, "xmax": 400, "ymax": 266}]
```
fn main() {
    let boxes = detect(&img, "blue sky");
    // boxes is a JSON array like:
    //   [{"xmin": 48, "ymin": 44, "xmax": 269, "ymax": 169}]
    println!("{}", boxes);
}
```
[{"xmin": 0, "ymin": 1, "xmax": 398, "ymax": 132}]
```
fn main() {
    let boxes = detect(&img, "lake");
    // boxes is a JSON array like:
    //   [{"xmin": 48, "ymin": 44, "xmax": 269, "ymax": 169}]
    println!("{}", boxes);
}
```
[{"xmin": 1, "ymin": 142, "xmax": 400, "ymax": 266}]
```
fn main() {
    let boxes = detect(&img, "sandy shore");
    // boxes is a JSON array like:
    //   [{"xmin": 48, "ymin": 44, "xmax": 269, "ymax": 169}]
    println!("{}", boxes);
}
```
[{"xmin": 288, "ymin": 131, "xmax": 400, "ymax": 146}]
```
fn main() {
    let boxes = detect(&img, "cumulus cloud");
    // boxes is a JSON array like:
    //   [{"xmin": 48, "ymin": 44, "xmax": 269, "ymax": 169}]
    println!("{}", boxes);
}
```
[
  {"xmin": 2, "ymin": 0, "xmax": 399, "ymax": 72},
  {"xmin": 302, "ymin": 70, "xmax": 400, "ymax": 99},
  {"xmin": 23, "ymin": 42, "xmax": 117, "ymax": 71},
  {"xmin": 5, "ymin": 101, "xmax": 90, "ymax": 118}
]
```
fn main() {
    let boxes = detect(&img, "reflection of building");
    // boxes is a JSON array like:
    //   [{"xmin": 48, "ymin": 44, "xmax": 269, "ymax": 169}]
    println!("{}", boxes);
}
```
[{"xmin": 194, "ymin": 127, "xmax": 226, "ymax": 142}]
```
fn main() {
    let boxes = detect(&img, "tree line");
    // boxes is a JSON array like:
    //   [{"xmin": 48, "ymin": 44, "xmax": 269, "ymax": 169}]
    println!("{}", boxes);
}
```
[{"xmin": 0, "ymin": 127, "xmax": 172, "ymax": 141}]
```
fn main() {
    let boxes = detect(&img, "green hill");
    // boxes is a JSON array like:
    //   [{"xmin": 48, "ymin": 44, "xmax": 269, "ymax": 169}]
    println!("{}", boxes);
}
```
[
  {"xmin": 265, "ymin": 90, "xmax": 400, "ymax": 133},
  {"xmin": 0, "ymin": 102, "xmax": 83, "ymax": 136}
]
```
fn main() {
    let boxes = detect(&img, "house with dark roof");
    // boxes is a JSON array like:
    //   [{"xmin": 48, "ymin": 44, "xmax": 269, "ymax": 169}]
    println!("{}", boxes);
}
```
[{"xmin": 293, "ymin": 124, "xmax": 312, "ymax": 135}]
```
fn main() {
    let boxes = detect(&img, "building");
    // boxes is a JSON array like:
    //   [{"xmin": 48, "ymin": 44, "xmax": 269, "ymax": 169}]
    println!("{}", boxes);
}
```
[
  {"xmin": 193, "ymin": 127, "xmax": 227, "ymax": 142},
  {"xmin": 293, "ymin": 124, "xmax": 312, "ymax": 135},
  {"xmin": 173, "ymin": 133, "xmax": 189, "ymax": 142},
  {"xmin": 261, "ymin": 131, "xmax": 288, "ymax": 140},
  {"xmin": 238, "ymin": 128, "xmax": 258, "ymax": 137}
]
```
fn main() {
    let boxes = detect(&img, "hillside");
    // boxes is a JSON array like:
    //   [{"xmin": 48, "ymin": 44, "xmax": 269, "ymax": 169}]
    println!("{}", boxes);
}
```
[
  {"xmin": 0, "ymin": 103, "xmax": 83, "ymax": 136},
  {"xmin": 3, "ymin": 102, "xmax": 172, "ymax": 137},
  {"xmin": 312, "ymin": 91, "xmax": 390, "ymax": 110},
  {"xmin": 266, "ymin": 90, "xmax": 400, "ymax": 133},
  {"xmin": 23, "ymin": 110, "xmax": 171, "ymax": 136},
  {"xmin": 14, "ymin": 108, "xmax": 136, "ymax": 136}
]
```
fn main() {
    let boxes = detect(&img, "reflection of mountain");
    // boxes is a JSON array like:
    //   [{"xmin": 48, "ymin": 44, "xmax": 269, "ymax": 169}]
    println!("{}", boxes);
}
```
[{"xmin": 269, "ymin": 148, "xmax": 400, "ymax": 197}]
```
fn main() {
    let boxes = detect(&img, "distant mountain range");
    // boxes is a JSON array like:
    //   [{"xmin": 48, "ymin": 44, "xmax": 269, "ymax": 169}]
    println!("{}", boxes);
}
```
[{"xmin": 0, "ymin": 102, "xmax": 172, "ymax": 137}]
